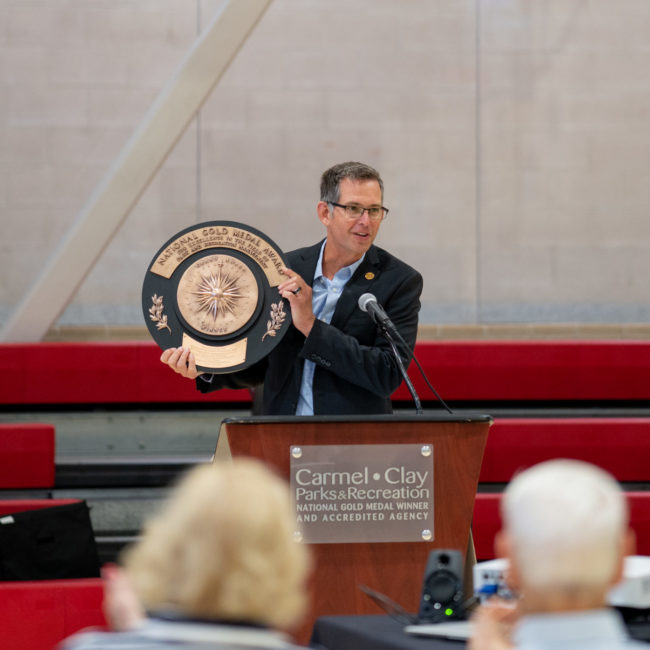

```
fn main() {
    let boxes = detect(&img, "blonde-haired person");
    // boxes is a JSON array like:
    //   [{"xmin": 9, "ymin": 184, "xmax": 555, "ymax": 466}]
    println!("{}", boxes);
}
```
[
  {"xmin": 470, "ymin": 459, "xmax": 643, "ymax": 650},
  {"xmin": 60, "ymin": 459, "xmax": 311, "ymax": 649}
]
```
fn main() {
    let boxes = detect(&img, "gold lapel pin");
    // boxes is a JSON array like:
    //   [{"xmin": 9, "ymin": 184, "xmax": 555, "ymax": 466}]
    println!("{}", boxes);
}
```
[{"xmin": 365, "ymin": 272, "xmax": 375, "ymax": 280}]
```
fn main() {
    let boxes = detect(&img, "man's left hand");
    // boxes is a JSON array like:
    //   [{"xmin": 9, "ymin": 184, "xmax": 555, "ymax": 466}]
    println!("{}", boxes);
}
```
[{"xmin": 278, "ymin": 267, "xmax": 315, "ymax": 337}]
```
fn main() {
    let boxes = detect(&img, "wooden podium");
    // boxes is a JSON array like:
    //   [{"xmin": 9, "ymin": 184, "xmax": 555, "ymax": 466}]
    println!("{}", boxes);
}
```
[{"xmin": 218, "ymin": 414, "xmax": 491, "ymax": 640}]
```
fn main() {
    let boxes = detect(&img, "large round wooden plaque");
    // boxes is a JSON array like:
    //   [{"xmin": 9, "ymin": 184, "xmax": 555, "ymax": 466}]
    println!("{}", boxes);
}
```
[{"xmin": 142, "ymin": 221, "xmax": 291, "ymax": 373}]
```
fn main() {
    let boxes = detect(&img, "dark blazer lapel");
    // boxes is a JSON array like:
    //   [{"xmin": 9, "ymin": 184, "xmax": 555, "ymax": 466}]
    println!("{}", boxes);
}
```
[
  {"xmin": 331, "ymin": 245, "xmax": 382, "ymax": 329},
  {"xmin": 271, "ymin": 241, "xmax": 323, "ymax": 398},
  {"xmin": 288, "ymin": 240, "xmax": 322, "ymax": 288}
]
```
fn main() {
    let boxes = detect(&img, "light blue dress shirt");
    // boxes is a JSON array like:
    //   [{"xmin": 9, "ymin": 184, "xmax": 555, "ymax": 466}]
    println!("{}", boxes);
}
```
[{"xmin": 295, "ymin": 241, "xmax": 366, "ymax": 415}]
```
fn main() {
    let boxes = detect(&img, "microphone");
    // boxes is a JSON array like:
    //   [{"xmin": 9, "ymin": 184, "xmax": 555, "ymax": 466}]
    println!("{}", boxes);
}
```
[
  {"xmin": 358, "ymin": 292, "xmax": 423, "ymax": 415},
  {"xmin": 358, "ymin": 293, "xmax": 396, "ymax": 333},
  {"xmin": 358, "ymin": 295, "xmax": 454, "ymax": 415}
]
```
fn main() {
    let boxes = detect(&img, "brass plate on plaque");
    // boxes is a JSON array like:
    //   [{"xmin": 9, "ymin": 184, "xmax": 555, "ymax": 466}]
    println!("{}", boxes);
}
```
[
  {"xmin": 149, "ymin": 224, "xmax": 286, "ymax": 286},
  {"xmin": 182, "ymin": 333, "xmax": 247, "ymax": 369},
  {"xmin": 142, "ymin": 221, "xmax": 291, "ymax": 374}
]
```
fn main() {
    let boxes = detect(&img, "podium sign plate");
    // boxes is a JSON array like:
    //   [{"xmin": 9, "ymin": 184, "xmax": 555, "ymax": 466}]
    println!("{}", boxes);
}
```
[{"xmin": 290, "ymin": 444, "xmax": 434, "ymax": 544}]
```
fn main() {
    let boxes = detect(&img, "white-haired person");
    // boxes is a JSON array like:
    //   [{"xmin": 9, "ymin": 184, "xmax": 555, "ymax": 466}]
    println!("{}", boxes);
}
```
[
  {"xmin": 469, "ymin": 459, "xmax": 644, "ymax": 650},
  {"xmin": 60, "ymin": 459, "xmax": 311, "ymax": 649}
]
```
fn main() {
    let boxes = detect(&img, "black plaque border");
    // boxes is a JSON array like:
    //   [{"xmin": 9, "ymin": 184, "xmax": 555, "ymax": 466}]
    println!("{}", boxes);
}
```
[{"xmin": 142, "ymin": 220, "xmax": 292, "ymax": 374}]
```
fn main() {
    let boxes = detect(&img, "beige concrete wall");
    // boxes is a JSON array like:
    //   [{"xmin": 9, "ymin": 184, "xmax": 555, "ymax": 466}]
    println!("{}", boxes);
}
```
[
  {"xmin": 479, "ymin": 0, "xmax": 650, "ymax": 322},
  {"xmin": 1, "ymin": 0, "xmax": 649, "ymax": 331}
]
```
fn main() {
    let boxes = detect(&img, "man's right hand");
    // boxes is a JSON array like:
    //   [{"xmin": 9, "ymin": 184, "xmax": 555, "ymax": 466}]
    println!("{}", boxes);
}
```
[{"xmin": 160, "ymin": 347, "xmax": 203, "ymax": 380}]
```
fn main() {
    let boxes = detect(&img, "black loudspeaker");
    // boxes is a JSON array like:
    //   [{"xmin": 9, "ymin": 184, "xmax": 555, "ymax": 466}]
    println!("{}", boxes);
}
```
[{"xmin": 418, "ymin": 549, "xmax": 465, "ymax": 622}]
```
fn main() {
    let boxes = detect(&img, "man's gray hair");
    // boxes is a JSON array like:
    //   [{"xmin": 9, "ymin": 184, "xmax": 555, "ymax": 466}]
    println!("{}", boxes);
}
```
[
  {"xmin": 502, "ymin": 459, "xmax": 627, "ymax": 591},
  {"xmin": 320, "ymin": 161, "xmax": 384, "ymax": 203}
]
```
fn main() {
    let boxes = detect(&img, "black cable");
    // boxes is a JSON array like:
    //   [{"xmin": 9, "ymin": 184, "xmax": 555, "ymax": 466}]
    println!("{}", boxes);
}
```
[
  {"xmin": 384, "ymin": 325, "xmax": 454, "ymax": 415},
  {"xmin": 382, "ymin": 327, "xmax": 423, "ymax": 415},
  {"xmin": 359, "ymin": 584, "xmax": 419, "ymax": 625},
  {"xmin": 409, "ymin": 351, "xmax": 454, "ymax": 415}
]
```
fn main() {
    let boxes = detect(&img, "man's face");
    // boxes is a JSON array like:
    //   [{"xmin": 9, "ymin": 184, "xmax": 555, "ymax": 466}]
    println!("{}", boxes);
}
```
[{"xmin": 318, "ymin": 177, "xmax": 383, "ymax": 262}]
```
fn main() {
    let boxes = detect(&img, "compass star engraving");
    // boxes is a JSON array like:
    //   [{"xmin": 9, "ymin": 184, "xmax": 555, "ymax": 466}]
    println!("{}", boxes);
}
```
[
  {"xmin": 177, "ymin": 253, "xmax": 259, "ymax": 336},
  {"xmin": 193, "ymin": 267, "xmax": 242, "ymax": 320}
]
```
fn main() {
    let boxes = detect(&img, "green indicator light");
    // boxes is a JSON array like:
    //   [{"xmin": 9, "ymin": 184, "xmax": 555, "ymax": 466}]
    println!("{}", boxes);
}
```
[{"xmin": 445, "ymin": 608, "xmax": 454, "ymax": 616}]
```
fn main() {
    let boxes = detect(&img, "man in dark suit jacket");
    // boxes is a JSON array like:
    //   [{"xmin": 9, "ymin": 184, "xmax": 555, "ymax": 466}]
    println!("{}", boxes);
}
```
[{"xmin": 162, "ymin": 162, "xmax": 423, "ymax": 415}]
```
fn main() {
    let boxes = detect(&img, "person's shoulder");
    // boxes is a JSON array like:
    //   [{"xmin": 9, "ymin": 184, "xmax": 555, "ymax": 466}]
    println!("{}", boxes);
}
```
[
  {"xmin": 59, "ymin": 629, "xmax": 145, "ymax": 649},
  {"xmin": 371, "ymin": 244, "xmax": 422, "ymax": 281},
  {"xmin": 58, "ymin": 626, "xmax": 166, "ymax": 650},
  {"xmin": 286, "ymin": 241, "xmax": 323, "ymax": 264}
]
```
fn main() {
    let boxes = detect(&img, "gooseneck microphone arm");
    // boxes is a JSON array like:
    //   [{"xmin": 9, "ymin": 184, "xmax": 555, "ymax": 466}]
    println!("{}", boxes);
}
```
[
  {"xmin": 358, "ymin": 293, "xmax": 423, "ymax": 415},
  {"xmin": 384, "ymin": 327, "xmax": 423, "ymax": 415}
]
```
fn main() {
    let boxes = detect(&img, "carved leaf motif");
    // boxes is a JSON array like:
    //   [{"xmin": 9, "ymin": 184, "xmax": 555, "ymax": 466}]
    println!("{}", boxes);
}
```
[
  {"xmin": 149, "ymin": 294, "xmax": 171, "ymax": 334},
  {"xmin": 262, "ymin": 300, "xmax": 286, "ymax": 341}
]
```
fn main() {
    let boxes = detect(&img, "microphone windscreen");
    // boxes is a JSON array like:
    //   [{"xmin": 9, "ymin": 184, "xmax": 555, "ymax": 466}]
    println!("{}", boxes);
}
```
[{"xmin": 358, "ymin": 293, "xmax": 376, "ymax": 313}]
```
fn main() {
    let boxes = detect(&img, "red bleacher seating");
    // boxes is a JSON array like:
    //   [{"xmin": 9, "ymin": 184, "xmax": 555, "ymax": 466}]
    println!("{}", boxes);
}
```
[
  {"xmin": 475, "ymin": 417, "xmax": 650, "ymax": 560},
  {"xmin": 0, "ymin": 499, "xmax": 83, "ymax": 516},
  {"xmin": 396, "ymin": 340, "xmax": 650, "ymax": 402},
  {"xmin": 473, "ymin": 492, "xmax": 650, "ymax": 561},
  {"xmin": 0, "ymin": 342, "xmax": 250, "ymax": 405},
  {"xmin": 472, "ymin": 493, "xmax": 502, "ymax": 561},
  {"xmin": 480, "ymin": 418, "xmax": 650, "ymax": 483},
  {"xmin": 0, "ymin": 423, "xmax": 55, "ymax": 488},
  {"xmin": 0, "ymin": 500, "xmax": 105, "ymax": 648},
  {"xmin": 0, "ymin": 578, "xmax": 106, "ymax": 650},
  {"xmin": 1, "ymin": 340, "xmax": 650, "ymax": 404},
  {"xmin": 1, "ymin": 341, "xmax": 649, "ymax": 597}
]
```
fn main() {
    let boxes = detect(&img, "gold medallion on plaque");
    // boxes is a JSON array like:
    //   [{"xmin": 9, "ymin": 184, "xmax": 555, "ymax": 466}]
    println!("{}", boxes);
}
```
[
  {"xmin": 142, "ymin": 221, "xmax": 291, "ymax": 374},
  {"xmin": 176, "ymin": 254, "xmax": 259, "ymax": 337}
]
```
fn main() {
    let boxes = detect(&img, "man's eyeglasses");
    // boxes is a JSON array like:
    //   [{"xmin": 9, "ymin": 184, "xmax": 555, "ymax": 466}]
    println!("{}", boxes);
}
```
[{"xmin": 328, "ymin": 201, "xmax": 389, "ymax": 222}]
